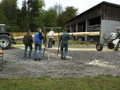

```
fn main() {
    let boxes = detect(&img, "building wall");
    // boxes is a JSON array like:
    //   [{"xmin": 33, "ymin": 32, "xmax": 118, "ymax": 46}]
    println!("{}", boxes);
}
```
[
  {"xmin": 66, "ymin": 6, "xmax": 101, "ymax": 26},
  {"xmin": 100, "ymin": 20, "xmax": 120, "ymax": 41},
  {"xmin": 66, "ymin": 2, "xmax": 120, "ymax": 42},
  {"xmin": 102, "ymin": 5, "xmax": 120, "ymax": 20}
]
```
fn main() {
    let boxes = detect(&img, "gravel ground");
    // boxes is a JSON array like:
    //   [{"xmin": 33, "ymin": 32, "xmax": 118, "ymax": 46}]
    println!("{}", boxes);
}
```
[{"xmin": 0, "ymin": 45, "xmax": 120, "ymax": 78}]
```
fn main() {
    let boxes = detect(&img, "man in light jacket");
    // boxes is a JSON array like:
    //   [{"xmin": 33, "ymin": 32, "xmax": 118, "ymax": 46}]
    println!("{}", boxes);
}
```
[{"xmin": 47, "ymin": 29, "xmax": 54, "ymax": 48}]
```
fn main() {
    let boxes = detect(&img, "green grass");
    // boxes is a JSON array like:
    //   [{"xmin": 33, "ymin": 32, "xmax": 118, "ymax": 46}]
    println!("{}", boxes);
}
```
[
  {"xmin": 0, "ymin": 75, "xmax": 120, "ymax": 90},
  {"xmin": 16, "ymin": 41, "xmax": 23, "ymax": 45},
  {"xmin": 69, "ymin": 40, "xmax": 95, "ymax": 46},
  {"xmin": 54, "ymin": 40, "xmax": 95, "ymax": 47},
  {"xmin": 13, "ymin": 41, "xmax": 23, "ymax": 46},
  {"xmin": 14, "ymin": 40, "xmax": 95, "ymax": 47}
]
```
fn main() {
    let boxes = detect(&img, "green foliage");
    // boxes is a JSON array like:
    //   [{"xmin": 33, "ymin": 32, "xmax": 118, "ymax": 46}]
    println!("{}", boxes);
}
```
[
  {"xmin": 37, "ymin": 9, "xmax": 46, "ymax": 27},
  {"xmin": 49, "ymin": 3, "xmax": 63, "ymax": 15},
  {"xmin": 0, "ymin": 75, "xmax": 120, "ymax": 90},
  {"xmin": 43, "ymin": 5, "xmax": 78, "ymax": 30},
  {"xmin": 57, "ymin": 6, "xmax": 78, "ymax": 27},
  {"xmin": 69, "ymin": 40, "xmax": 90, "ymax": 46},
  {"xmin": 0, "ymin": 5, "xmax": 7, "ymax": 24},
  {"xmin": 8, "ymin": 24, "xmax": 20, "ymax": 32},
  {"xmin": 17, "ymin": 0, "xmax": 29, "ymax": 32},
  {"xmin": 27, "ymin": 0, "xmax": 45, "ymax": 31},
  {"xmin": 43, "ymin": 9, "xmax": 58, "ymax": 27},
  {"xmin": 1, "ymin": 0, "xmax": 17, "ymax": 24},
  {"xmin": 0, "ymin": 0, "xmax": 19, "ymax": 32},
  {"xmin": 0, "ymin": 0, "xmax": 78, "ymax": 32}
]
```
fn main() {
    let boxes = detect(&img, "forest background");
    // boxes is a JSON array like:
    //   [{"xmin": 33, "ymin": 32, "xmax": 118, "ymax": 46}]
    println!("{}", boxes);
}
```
[{"xmin": 0, "ymin": 0, "xmax": 78, "ymax": 32}]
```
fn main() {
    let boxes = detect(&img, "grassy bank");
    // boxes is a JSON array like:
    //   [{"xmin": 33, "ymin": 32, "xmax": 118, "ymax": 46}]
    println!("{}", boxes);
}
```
[
  {"xmin": 14, "ymin": 40, "xmax": 95, "ymax": 46},
  {"xmin": 0, "ymin": 75, "xmax": 120, "ymax": 90}
]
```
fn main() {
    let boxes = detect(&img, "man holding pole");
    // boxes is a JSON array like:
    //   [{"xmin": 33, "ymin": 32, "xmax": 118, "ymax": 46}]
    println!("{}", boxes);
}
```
[
  {"xmin": 34, "ymin": 28, "xmax": 43, "ymax": 60},
  {"xmin": 60, "ymin": 28, "xmax": 70, "ymax": 60}
]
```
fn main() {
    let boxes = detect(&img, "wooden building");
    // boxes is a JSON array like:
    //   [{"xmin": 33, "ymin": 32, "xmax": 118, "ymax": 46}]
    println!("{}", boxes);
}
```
[{"xmin": 66, "ymin": 1, "xmax": 120, "ymax": 42}]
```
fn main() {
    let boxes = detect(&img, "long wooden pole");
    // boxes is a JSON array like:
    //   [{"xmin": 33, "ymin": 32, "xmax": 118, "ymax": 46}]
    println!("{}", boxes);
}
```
[
  {"xmin": 14, "ymin": 32, "xmax": 100, "ymax": 39},
  {"xmin": 52, "ymin": 32, "xmax": 100, "ymax": 37}
]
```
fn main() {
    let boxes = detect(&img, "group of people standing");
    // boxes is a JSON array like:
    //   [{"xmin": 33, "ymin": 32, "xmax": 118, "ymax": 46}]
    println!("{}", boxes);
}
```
[
  {"xmin": 23, "ymin": 28, "xmax": 70, "ymax": 61},
  {"xmin": 23, "ymin": 28, "xmax": 43, "ymax": 60}
]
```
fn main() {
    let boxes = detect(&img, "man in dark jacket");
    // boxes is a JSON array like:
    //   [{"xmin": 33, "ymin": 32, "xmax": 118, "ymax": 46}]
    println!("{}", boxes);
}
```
[{"xmin": 23, "ymin": 30, "xmax": 33, "ymax": 58}]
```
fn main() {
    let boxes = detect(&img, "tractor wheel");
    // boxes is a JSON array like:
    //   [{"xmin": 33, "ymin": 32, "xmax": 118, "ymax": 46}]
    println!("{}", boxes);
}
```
[
  {"xmin": 107, "ymin": 43, "xmax": 114, "ymax": 49},
  {"xmin": 96, "ymin": 43, "xmax": 103, "ymax": 51},
  {"xmin": 0, "ymin": 35, "xmax": 11, "ymax": 49}
]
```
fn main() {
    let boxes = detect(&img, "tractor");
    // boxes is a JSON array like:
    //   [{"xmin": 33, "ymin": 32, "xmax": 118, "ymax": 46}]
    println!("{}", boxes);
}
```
[{"xmin": 0, "ymin": 24, "xmax": 16, "ymax": 49}]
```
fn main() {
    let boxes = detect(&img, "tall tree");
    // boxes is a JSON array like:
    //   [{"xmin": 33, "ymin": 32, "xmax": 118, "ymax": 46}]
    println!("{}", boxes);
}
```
[
  {"xmin": 0, "ymin": 3, "xmax": 7, "ymax": 24},
  {"xmin": 43, "ymin": 4, "xmax": 63, "ymax": 27},
  {"xmin": 17, "ymin": 0, "xmax": 29, "ymax": 31},
  {"xmin": 19, "ymin": 0, "xmax": 44, "ymax": 31},
  {"xmin": 27, "ymin": 0, "xmax": 44, "ymax": 31},
  {"xmin": 49, "ymin": 3, "xmax": 63, "ymax": 15},
  {"xmin": 1, "ymin": 0, "xmax": 18, "ymax": 24},
  {"xmin": 0, "ymin": 0, "xmax": 21, "ymax": 32},
  {"xmin": 43, "ymin": 9, "xmax": 58, "ymax": 27},
  {"xmin": 58, "ymin": 6, "xmax": 78, "ymax": 27}
]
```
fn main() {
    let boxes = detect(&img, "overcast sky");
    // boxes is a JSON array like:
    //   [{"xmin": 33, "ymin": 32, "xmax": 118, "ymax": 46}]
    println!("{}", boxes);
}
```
[{"xmin": 17, "ymin": 0, "xmax": 120, "ymax": 14}]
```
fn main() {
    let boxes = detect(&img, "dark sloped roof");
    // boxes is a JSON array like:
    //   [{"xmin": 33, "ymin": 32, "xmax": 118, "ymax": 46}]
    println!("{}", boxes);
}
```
[{"xmin": 66, "ymin": 1, "xmax": 120, "ymax": 23}]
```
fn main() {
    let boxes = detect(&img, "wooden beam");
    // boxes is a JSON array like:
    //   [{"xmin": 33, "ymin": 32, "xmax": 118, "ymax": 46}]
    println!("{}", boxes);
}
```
[
  {"xmin": 14, "ymin": 32, "xmax": 100, "ymax": 39},
  {"xmin": 51, "ymin": 32, "xmax": 100, "ymax": 37}
]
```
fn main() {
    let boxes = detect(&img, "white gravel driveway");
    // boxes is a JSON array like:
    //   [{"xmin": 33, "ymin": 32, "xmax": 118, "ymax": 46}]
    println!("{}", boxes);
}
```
[{"xmin": 0, "ymin": 45, "xmax": 120, "ymax": 78}]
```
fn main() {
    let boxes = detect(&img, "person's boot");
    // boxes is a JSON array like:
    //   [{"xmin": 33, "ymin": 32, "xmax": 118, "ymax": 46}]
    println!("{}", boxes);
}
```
[
  {"xmin": 38, "ymin": 58, "xmax": 41, "ymax": 61},
  {"xmin": 34, "ymin": 58, "xmax": 37, "ymax": 61},
  {"xmin": 61, "ymin": 55, "xmax": 64, "ymax": 59},
  {"xmin": 64, "ymin": 56, "xmax": 67, "ymax": 60}
]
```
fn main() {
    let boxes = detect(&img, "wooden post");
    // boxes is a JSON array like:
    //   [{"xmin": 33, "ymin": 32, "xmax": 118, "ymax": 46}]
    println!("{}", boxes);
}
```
[
  {"xmin": 85, "ymin": 19, "xmax": 89, "ymax": 41},
  {"xmin": 70, "ymin": 26, "xmax": 72, "ymax": 32},
  {"xmin": 75, "ymin": 24, "xmax": 79, "ymax": 39}
]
